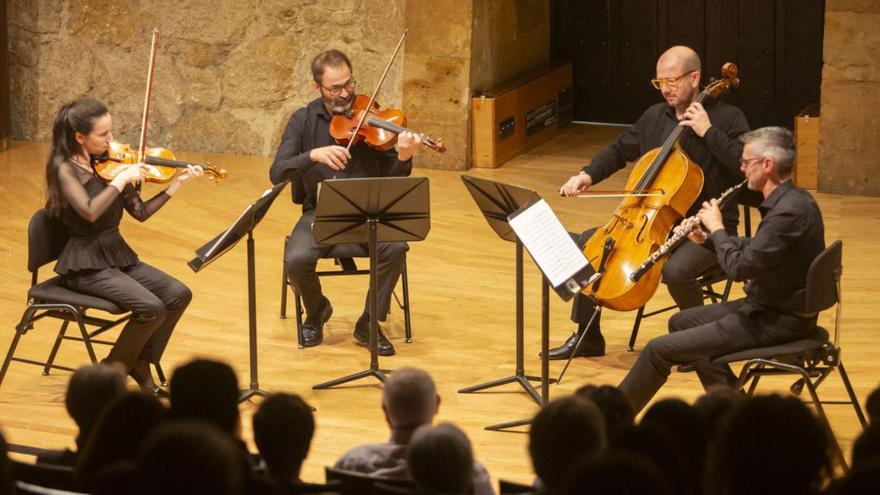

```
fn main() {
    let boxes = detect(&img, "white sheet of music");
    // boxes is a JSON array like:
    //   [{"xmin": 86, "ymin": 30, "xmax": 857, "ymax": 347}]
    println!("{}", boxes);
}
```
[{"xmin": 508, "ymin": 199, "xmax": 589, "ymax": 288}]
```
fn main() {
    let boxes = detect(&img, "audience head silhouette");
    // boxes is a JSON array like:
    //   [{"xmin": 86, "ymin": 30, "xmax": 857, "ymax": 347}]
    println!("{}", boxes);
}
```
[
  {"xmin": 168, "ymin": 358, "xmax": 240, "ymax": 436},
  {"xmin": 382, "ymin": 367, "xmax": 439, "ymax": 429},
  {"xmin": 66, "ymin": 363, "xmax": 126, "ymax": 449},
  {"xmin": 706, "ymin": 394, "xmax": 832, "ymax": 495},
  {"xmin": 74, "ymin": 391, "xmax": 166, "ymax": 491},
  {"xmin": 407, "ymin": 422, "xmax": 474, "ymax": 495},
  {"xmin": 139, "ymin": 420, "xmax": 243, "ymax": 495},
  {"xmin": 866, "ymin": 385, "xmax": 880, "ymax": 424},
  {"xmin": 575, "ymin": 384, "xmax": 634, "ymax": 439},
  {"xmin": 529, "ymin": 395, "xmax": 606, "ymax": 491},
  {"xmin": 558, "ymin": 450, "xmax": 672, "ymax": 495},
  {"xmin": 253, "ymin": 393, "xmax": 315, "ymax": 483}
]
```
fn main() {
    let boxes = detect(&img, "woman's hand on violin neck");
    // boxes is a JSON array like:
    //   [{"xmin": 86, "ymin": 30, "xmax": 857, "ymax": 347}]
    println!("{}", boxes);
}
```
[
  {"xmin": 396, "ymin": 131, "xmax": 422, "ymax": 162},
  {"xmin": 166, "ymin": 165, "xmax": 204, "ymax": 196},
  {"xmin": 560, "ymin": 172, "xmax": 593, "ymax": 197},
  {"xmin": 310, "ymin": 145, "xmax": 350, "ymax": 171},
  {"xmin": 110, "ymin": 164, "xmax": 146, "ymax": 192}
]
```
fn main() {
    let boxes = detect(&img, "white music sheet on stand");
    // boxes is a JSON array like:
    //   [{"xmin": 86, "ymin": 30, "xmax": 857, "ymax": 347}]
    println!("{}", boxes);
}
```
[{"xmin": 508, "ymin": 199, "xmax": 589, "ymax": 289}]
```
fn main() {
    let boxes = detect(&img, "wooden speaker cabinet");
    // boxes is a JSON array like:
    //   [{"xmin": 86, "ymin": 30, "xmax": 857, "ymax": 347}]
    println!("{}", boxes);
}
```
[{"xmin": 471, "ymin": 63, "xmax": 572, "ymax": 168}]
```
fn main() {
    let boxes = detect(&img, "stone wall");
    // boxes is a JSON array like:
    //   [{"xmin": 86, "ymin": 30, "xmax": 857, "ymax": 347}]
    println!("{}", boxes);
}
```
[
  {"xmin": 470, "ymin": 0, "xmax": 549, "ymax": 92},
  {"xmin": 819, "ymin": 0, "xmax": 880, "ymax": 195},
  {"xmin": 1, "ymin": 0, "xmax": 9, "ymax": 150},
  {"xmin": 7, "ymin": 0, "xmax": 406, "ymax": 156}
]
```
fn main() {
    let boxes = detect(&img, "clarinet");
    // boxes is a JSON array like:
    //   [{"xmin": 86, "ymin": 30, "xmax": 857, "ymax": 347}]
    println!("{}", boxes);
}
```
[{"xmin": 629, "ymin": 179, "xmax": 748, "ymax": 282}]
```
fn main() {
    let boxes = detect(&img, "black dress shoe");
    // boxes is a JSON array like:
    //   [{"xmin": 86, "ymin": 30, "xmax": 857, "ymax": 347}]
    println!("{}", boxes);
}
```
[
  {"xmin": 546, "ymin": 331, "xmax": 605, "ymax": 360},
  {"xmin": 302, "ymin": 298, "xmax": 333, "ymax": 347},
  {"xmin": 128, "ymin": 365, "xmax": 169, "ymax": 398},
  {"xmin": 353, "ymin": 318, "xmax": 395, "ymax": 356}
]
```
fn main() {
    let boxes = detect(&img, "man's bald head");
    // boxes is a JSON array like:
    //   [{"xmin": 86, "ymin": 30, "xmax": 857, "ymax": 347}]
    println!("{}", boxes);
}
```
[{"xmin": 658, "ymin": 45, "xmax": 701, "ymax": 74}]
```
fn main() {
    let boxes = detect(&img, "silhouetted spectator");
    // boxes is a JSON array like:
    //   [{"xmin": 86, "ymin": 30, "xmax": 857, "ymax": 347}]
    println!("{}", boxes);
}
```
[
  {"xmin": 529, "ymin": 395, "xmax": 606, "ymax": 493},
  {"xmin": 705, "ymin": 394, "xmax": 832, "ymax": 495},
  {"xmin": 693, "ymin": 385, "xmax": 745, "ymax": 438},
  {"xmin": 557, "ymin": 450, "xmax": 671, "ymax": 495},
  {"xmin": 574, "ymin": 384, "xmax": 634, "ymax": 440},
  {"xmin": 852, "ymin": 423, "xmax": 880, "ymax": 471},
  {"xmin": 866, "ymin": 385, "xmax": 880, "ymax": 424},
  {"xmin": 139, "ymin": 421, "xmax": 244, "ymax": 495},
  {"xmin": 0, "ymin": 430, "xmax": 13, "ymax": 495},
  {"xmin": 612, "ymin": 423, "xmax": 692, "ymax": 495},
  {"xmin": 640, "ymin": 398, "xmax": 708, "ymax": 486},
  {"xmin": 253, "ymin": 393, "xmax": 315, "ymax": 491},
  {"xmin": 168, "ymin": 359, "xmax": 240, "ymax": 436},
  {"xmin": 336, "ymin": 367, "xmax": 495, "ymax": 495},
  {"xmin": 407, "ymin": 423, "xmax": 474, "ymax": 495},
  {"xmin": 38, "ymin": 363, "xmax": 126, "ymax": 466},
  {"xmin": 836, "ymin": 459, "xmax": 880, "ymax": 495},
  {"xmin": 74, "ymin": 391, "xmax": 165, "ymax": 491}
]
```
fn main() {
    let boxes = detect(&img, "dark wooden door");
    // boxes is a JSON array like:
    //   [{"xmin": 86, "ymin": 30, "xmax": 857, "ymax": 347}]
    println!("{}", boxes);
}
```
[{"xmin": 551, "ymin": 0, "xmax": 825, "ymax": 128}]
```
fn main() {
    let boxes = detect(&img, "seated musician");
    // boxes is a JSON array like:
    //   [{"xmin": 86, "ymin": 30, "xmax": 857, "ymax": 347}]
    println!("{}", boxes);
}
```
[
  {"xmin": 617, "ymin": 127, "xmax": 825, "ymax": 413},
  {"xmin": 269, "ymin": 49, "xmax": 421, "ymax": 356},
  {"xmin": 45, "ymin": 98, "xmax": 202, "ymax": 396},
  {"xmin": 552, "ymin": 45, "xmax": 751, "ymax": 359}
]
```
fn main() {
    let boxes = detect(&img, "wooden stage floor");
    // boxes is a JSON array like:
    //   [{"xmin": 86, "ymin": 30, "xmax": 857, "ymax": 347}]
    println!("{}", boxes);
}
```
[{"xmin": 1, "ymin": 125, "xmax": 877, "ymax": 484}]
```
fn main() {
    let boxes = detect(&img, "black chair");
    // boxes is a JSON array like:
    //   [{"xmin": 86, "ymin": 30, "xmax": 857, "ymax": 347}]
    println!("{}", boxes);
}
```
[
  {"xmin": 711, "ymin": 240, "xmax": 867, "ymax": 470},
  {"xmin": 627, "ymin": 202, "xmax": 755, "ymax": 351},
  {"xmin": 0, "ymin": 210, "xmax": 165, "ymax": 389},
  {"xmin": 13, "ymin": 481, "xmax": 88, "ymax": 495},
  {"xmin": 499, "ymin": 478, "xmax": 538, "ymax": 494},
  {"xmin": 281, "ymin": 236, "xmax": 413, "ymax": 348},
  {"xmin": 10, "ymin": 458, "xmax": 75, "ymax": 491},
  {"xmin": 325, "ymin": 467, "xmax": 417, "ymax": 495}
]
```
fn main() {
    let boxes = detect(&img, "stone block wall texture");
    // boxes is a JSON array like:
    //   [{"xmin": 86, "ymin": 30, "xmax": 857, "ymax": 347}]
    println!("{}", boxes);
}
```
[
  {"xmin": 7, "ymin": 0, "xmax": 406, "ymax": 157},
  {"xmin": 819, "ymin": 0, "xmax": 880, "ymax": 195},
  {"xmin": 1, "ymin": 0, "xmax": 10, "ymax": 149}
]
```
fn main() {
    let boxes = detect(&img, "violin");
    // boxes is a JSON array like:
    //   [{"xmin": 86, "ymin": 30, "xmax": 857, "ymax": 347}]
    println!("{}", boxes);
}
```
[
  {"xmin": 580, "ymin": 63, "xmax": 741, "ymax": 312},
  {"xmin": 329, "ymin": 95, "xmax": 446, "ymax": 153},
  {"xmin": 93, "ymin": 141, "xmax": 228, "ymax": 184}
]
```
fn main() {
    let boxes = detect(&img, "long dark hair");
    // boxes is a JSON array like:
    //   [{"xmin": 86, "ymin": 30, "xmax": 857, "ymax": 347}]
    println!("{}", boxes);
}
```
[{"xmin": 45, "ymin": 98, "xmax": 109, "ymax": 217}]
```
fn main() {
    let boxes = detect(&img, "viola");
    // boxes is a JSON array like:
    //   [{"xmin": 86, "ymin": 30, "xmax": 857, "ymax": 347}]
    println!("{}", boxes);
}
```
[
  {"xmin": 329, "ymin": 95, "xmax": 446, "ymax": 153},
  {"xmin": 94, "ymin": 141, "xmax": 228, "ymax": 184}
]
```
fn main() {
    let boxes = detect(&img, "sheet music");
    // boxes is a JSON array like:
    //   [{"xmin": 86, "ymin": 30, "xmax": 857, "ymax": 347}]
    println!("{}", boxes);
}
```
[{"xmin": 508, "ymin": 199, "xmax": 589, "ymax": 288}]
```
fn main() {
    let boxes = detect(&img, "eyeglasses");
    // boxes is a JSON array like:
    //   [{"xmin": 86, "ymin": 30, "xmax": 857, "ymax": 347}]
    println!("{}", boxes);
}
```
[
  {"xmin": 320, "ymin": 78, "xmax": 356, "ymax": 96},
  {"xmin": 739, "ymin": 156, "xmax": 767, "ymax": 167},
  {"xmin": 650, "ymin": 70, "xmax": 695, "ymax": 90}
]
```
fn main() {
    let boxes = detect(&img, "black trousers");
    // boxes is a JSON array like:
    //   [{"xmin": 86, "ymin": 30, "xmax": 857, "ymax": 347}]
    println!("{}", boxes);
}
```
[
  {"xmin": 63, "ymin": 261, "xmax": 192, "ymax": 370},
  {"xmin": 284, "ymin": 210, "xmax": 408, "ymax": 322},
  {"xmin": 569, "ymin": 229, "xmax": 720, "ymax": 327},
  {"xmin": 618, "ymin": 298, "xmax": 817, "ymax": 413}
]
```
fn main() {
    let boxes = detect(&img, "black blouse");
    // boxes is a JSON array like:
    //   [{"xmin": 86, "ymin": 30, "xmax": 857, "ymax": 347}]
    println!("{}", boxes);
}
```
[{"xmin": 54, "ymin": 161, "xmax": 170, "ymax": 274}]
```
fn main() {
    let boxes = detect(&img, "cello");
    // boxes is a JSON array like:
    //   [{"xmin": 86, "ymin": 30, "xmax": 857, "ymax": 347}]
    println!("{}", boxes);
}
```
[{"xmin": 580, "ymin": 63, "xmax": 740, "ymax": 312}]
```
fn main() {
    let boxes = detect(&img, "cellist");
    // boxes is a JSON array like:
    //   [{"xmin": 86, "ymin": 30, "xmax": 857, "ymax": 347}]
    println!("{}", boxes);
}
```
[
  {"xmin": 550, "ymin": 46, "xmax": 750, "ymax": 360},
  {"xmin": 269, "ymin": 49, "xmax": 422, "ymax": 357}
]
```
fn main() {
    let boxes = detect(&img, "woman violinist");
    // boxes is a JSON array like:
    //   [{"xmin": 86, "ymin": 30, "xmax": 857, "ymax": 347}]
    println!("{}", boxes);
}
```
[{"xmin": 45, "ymin": 97, "xmax": 202, "ymax": 395}]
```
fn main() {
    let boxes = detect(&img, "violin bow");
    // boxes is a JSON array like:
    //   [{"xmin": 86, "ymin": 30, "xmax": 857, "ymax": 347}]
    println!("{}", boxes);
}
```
[
  {"xmin": 344, "ymin": 30, "xmax": 408, "ymax": 153},
  {"xmin": 137, "ymin": 28, "xmax": 160, "ymax": 165}
]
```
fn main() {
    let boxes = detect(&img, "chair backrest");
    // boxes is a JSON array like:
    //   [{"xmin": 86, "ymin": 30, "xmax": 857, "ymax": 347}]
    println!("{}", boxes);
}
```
[
  {"xmin": 28, "ymin": 209, "xmax": 69, "ymax": 273},
  {"xmin": 11, "ymin": 459, "xmax": 75, "ymax": 491},
  {"xmin": 325, "ymin": 467, "xmax": 416, "ymax": 495},
  {"xmin": 805, "ymin": 240, "xmax": 843, "ymax": 313}
]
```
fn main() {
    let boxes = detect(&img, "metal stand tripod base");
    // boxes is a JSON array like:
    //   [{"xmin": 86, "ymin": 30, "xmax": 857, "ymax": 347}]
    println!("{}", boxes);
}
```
[
  {"xmin": 485, "ymin": 417, "xmax": 532, "ymax": 432},
  {"xmin": 313, "ymin": 368, "xmax": 386, "ymax": 390},
  {"xmin": 459, "ymin": 374, "xmax": 544, "ymax": 405},
  {"xmin": 239, "ymin": 386, "xmax": 271, "ymax": 402}
]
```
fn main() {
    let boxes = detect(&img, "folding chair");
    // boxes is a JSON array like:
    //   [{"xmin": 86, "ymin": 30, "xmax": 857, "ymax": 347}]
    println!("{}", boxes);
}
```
[{"xmin": 0, "ymin": 210, "xmax": 165, "ymax": 389}]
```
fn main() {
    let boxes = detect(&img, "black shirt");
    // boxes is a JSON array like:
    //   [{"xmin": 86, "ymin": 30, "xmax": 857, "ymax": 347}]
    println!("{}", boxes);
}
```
[
  {"xmin": 269, "ymin": 97, "xmax": 413, "ymax": 212},
  {"xmin": 582, "ymin": 100, "xmax": 751, "ymax": 231},
  {"xmin": 709, "ymin": 180, "xmax": 825, "ymax": 314}
]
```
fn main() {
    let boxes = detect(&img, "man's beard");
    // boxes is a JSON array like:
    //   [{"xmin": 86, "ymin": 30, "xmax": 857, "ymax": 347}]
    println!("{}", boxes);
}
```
[{"xmin": 324, "ymin": 93, "xmax": 355, "ymax": 115}]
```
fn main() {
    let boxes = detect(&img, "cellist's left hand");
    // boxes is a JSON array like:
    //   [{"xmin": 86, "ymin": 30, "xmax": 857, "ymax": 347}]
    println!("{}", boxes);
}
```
[
  {"xmin": 166, "ymin": 165, "xmax": 203, "ymax": 196},
  {"xmin": 396, "ymin": 131, "xmax": 422, "ymax": 161},
  {"xmin": 680, "ymin": 102, "xmax": 712, "ymax": 137}
]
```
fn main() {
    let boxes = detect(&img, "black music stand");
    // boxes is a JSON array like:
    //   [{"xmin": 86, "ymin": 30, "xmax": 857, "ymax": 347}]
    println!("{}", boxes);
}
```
[
  {"xmin": 188, "ymin": 180, "xmax": 288, "ymax": 403},
  {"xmin": 311, "ymin": 177, "xmax": 430, "ymax": 390},
  {"xmin": 457, "ymin": 175, "xmax": 545, "ymax": 408}
]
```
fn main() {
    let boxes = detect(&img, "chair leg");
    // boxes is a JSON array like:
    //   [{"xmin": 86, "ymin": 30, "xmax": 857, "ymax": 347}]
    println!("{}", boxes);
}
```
[
  {"xmin": 75, "ymin": 312, "xmax": 99, "ymax": 365},
  {"xmin": 154, "ymin": 362, "xmax": 167, "ymax": 386},
  {"xmin": 281, "ymin": 236, "xmax": 289, "ymax": 319},
  {"xmin": 801, "ymin": 373, "xmax": 850, "ymax": 472},
  {"xmin": 294, "ymin": 288, "xmax": 305, "ymax": 349},
  {"xmin": 628, "ymin": 306, "xmax": 645, "ymax": 351},
  {"xmin": 43, "ymin": 320, "xmax": 71, "ymax": 376},
  {"xmin": 721, "ymin": 278, "xmax": 734, "ymax": 302},
  {"xmin": 401, "ymin": 258, "xmax": 412, "ymax": 343},
  {"xmin": 837, "ymin": 361, "xmax": 868, "ymax": 428},
  {"xmin": 0, "ymin": 324, "xmax": 27, "ymax": 389}
]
